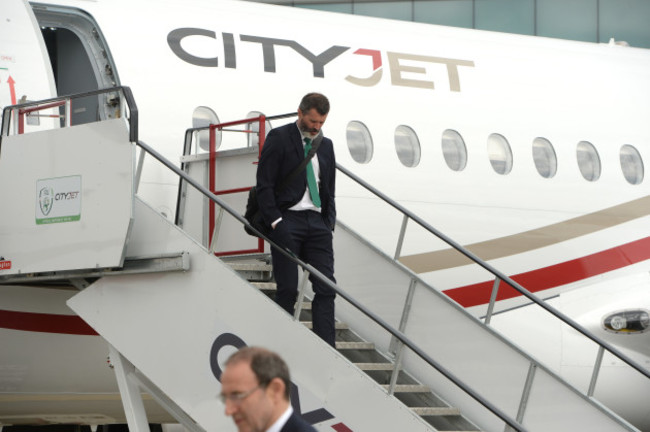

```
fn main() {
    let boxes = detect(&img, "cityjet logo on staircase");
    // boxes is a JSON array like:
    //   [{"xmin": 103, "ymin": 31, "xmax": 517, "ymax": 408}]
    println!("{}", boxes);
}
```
[
  {"xmin": 39, "ymin": 187, "xmax": 54, "ymax": 216},
  {"xmin": 168, "ymin": 29, "xmax": 475, "ymax": 93},
  {"xmin": 35, "ymin": 176, "xmax": 82, "ymax": 225},
  {"xmin": 210, "ymin": 333, "xmax": 353, "ymax": 432}
]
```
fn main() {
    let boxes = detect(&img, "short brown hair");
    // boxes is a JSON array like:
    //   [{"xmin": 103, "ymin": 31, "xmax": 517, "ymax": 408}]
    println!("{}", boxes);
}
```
[
  {"xmin": 299, "ymin": 93, "xmax": 330, "ymax": 116},
  {"xmin": 225, "ymin": 346, "xmax": 291, "ymax": 400}
]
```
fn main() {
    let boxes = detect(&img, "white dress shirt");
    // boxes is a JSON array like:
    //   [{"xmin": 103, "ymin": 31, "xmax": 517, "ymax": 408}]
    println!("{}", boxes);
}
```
[
  {"xmin": 266, "ymin": 405, "xmax": 293, "ymax": 432},
  {"xmin": 272, "ymin": 123, "xmax": 321, "ymax": 228}
]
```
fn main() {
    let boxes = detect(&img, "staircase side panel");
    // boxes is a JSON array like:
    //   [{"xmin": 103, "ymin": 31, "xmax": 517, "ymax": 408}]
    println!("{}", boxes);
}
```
[
  {"xmin": 333, "ymin": 222, "xmax": 637, "ymax": 432},
  {"xmin": 68, "ymin": 198, "xmax": 435, "ymax": 432},
  {"xmin": 179, "ymin": 148, "xmax": 261, "ymax": 253},
  {"xmin": 522, "ymin": 367, "xmax": 633, "ymax": 431},
  {"xmin": 177, "ymin": 154, "xmax": 209, "ymax": 247},
  {"xmin": 213, "ymin": 149, "xmax": 260, "ymax": 253},
  {"xmin": 0, "ymin": 119, "xmax": 134, "ymax": 275}
]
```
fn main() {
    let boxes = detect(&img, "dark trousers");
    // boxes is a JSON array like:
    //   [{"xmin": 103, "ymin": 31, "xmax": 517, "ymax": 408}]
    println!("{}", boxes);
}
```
[{"xmin": 269, "ymin": 210, "xmax": 336, "ymax": 347}]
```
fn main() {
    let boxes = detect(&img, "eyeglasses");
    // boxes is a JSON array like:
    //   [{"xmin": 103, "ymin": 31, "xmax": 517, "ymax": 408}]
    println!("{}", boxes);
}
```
[{"xmin": 218, "ymin": 385, "xmax": 262, "ymax": 404}]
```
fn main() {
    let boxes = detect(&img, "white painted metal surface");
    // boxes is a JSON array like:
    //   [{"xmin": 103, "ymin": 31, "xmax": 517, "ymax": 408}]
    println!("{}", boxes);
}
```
[
  {"xmin": 68, "ymin": 198, "xmax": 434, "ymax": 432},
  {"xmin": 332, "ymin": 221, "xmax": 639, "ymax": 432},
  {"xmin": 0, "ymin": 0, "xmax": 57, "ymax": 127},
  {"xmin": 108, "ymin": 344, "xmax": 151, "ymax": 432},
  {"xmin": 0, "ymin": 119, "xmax": 134, "ymax": 274},
  {"xmin": 0, "ymin": 281, "xmax": 175, "ymax": 425},
  {"xmin": 179, "ymin": 146, "xmax": 261, "ymax": 254},
  {"xmin": 491, "ymin": 272, "xmax": 650, "ymax": 429},
  {"xmin": 0, "ymin": 0, "xmax": 647, "ymax": 428},
  {"xmin": 174, "ymin": 145, "xmax": 644, "ymax": 431}
]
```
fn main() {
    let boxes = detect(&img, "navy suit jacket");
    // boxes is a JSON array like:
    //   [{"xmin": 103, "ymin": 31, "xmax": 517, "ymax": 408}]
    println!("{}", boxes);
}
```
[
  {"xmin": 280, "ymin": 411, "xmax": 317, "ymax": 432},
  {"xmin": 256, "ymin": 122, "xmax": 336, "ymax": 230}
]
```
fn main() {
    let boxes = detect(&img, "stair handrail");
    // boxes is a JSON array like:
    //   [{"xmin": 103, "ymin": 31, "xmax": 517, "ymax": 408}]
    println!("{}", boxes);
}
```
[
  {"xmin": 4, "ymin": 89, "xmax": 635, "ymax": 429},
  {"xmin": 3, "ymin": 88, "xmax": 641, "ymax": 429},
  {"xmin": 0, "ymin": 86, "xmax": 138, "ymax": 145},
  {"xmin": 134, "ymin": 138, "xmax": 528, "ymax": 432},
  {"xmin": 335, "ymin": 163, "xmax": 650, "ymax": 382},
  {"xmin": 175, "ymin": 113, "xmax": 298, "ymax": 256}
]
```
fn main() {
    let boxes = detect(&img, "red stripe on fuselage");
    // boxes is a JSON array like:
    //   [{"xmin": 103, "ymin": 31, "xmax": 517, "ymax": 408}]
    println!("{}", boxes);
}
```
[
  {"xmin": 0, "ymin": 309, "xmax": 98, "ymax": 335},
  {"xmin": 1, "ymin": 238, "xmax": 649, "ymax": 334},
  {"xmin": 443, "ymin": 236, "xmax": 650, "ymax": 307}
]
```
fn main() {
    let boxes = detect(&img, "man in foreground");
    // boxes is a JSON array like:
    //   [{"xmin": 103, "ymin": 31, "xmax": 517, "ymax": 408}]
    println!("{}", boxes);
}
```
[{"xmin": 220, "ymin": 346, "xmax": 317, "ymax": 432}]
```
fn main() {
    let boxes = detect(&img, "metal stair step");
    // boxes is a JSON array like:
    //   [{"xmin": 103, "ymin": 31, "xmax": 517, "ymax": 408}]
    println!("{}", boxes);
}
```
[
  {"xmin": 412, "ymin": 407, "xmax": 461, "ymax": 416},
  {"xmin": 354, "ymin": 362, "xmax": 395, "ymax": 371},
  {"xmin": 381, "ymin": 384, "xmax": 430, "ymax": 393},
  {"xmin": 302, "ymin": 321, "xmax": 349, "ymax": 330},
  {"xmin": 224, "ymin": 257, "xmax": 273, "ymax": 282},
  {"xmin": 335, "ymin": 341, "xmax": 375, "ymax": 350},
  {"xmin": 226, "ymin": 262, "xmax": 272, "ymax": 272},
  {"xmin": 228, "ymin": 255, "xmax": 480, "ymax": 432}
]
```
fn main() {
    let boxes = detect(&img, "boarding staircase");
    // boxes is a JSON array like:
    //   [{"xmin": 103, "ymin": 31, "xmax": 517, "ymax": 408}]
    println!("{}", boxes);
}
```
[
  {"xmin": 1, "ymin": 87, "xmax": 648, "ymax": 432},
  {"xmin": 223, "ymin": 255, "xmax": 479, "ymax": 432}
]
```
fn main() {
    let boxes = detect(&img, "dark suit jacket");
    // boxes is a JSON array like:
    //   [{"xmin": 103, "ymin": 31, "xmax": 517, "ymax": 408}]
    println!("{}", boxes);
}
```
[
  {"xmin": 280, "ymin": 411, "xmax": 317, "ymax": 432},
  {"xmin": 256, "ymin": 122, "xmax": 336, "ymax": 230}
]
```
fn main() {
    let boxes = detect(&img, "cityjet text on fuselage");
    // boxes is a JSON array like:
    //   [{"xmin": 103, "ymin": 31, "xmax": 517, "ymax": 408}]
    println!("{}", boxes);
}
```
[{"xmin": 168, "ymin": 28, "xmax": 475, "ymax": 92}]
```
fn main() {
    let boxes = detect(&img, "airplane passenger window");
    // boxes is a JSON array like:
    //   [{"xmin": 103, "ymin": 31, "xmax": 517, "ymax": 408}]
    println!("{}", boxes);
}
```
[
  {"xmin": 395, "ymin": 125, "xmax": 421, "ymax": 167},
  {"xmin": 487, "ymin": 133, "xmax": 513, "ymax": 175},
  {"xmin": 620, "ymin": 144, "xmax": 644, "ymax": 185},
  {"xmin": 532, "ymin": 137, "xmax": 557, "ymax": 178},
  {"xmin": 577, "ymin": 141, "xmax": 601, "ymax": 181},
  {"xmin": 246, "ymin": 111, "xmax": 272, "ymax": 148},
  {"xmin": 346, "ymin": 121, "xmax": 373, "ymax": 163},
  {"xmin": 441, "ymin": 130, "xmax": 467, "ymax": 171}
]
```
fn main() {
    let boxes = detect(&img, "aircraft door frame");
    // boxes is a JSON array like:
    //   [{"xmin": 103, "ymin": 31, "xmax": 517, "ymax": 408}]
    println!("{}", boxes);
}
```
[
  {"xmin": 31, "ymin": 2, "xmax": 121, "ymax": 125},
  {"xmin": 0, "ymin": 0, "xmax": 57, "ymax": 131}
]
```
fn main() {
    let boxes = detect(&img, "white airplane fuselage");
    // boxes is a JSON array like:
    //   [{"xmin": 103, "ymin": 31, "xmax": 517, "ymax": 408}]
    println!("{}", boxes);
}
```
[{"xmin": 1, "ymin": 0, "xmax": 649, "ymax": 430}]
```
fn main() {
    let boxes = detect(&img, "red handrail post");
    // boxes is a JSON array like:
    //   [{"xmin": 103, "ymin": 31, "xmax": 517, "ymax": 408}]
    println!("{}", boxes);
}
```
[
  {"xmin": 208, "ymin": 124, "xmax": 218, "ymax": 249},
  {"xmin": 207, "ymin": 113, "xmax": 298, "ymax": 257},
  {"xmin": 18, "ymin": 111, "xmax": 24, "ymax": 134},
  {"xmin": 256, "ymin": 116, "xmax": 266, "ymax": 252}
]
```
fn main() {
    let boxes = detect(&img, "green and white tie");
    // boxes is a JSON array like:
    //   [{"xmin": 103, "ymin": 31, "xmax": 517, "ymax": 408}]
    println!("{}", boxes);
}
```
[{"xmin": 304, "ymin": 137, "xmax": 321, "ymax": 208}]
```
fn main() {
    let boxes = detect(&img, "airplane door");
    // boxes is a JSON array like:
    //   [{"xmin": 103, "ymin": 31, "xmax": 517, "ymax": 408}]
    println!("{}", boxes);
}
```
[{"xmin": 0, "ymin": 0, "xmax": 57, "ymax": 129}]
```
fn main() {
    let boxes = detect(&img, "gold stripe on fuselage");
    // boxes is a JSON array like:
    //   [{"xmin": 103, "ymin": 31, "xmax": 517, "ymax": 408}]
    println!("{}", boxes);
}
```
[{"xmin": 398, "ymin": 195, "xmax": 650, "ymax": 273}]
